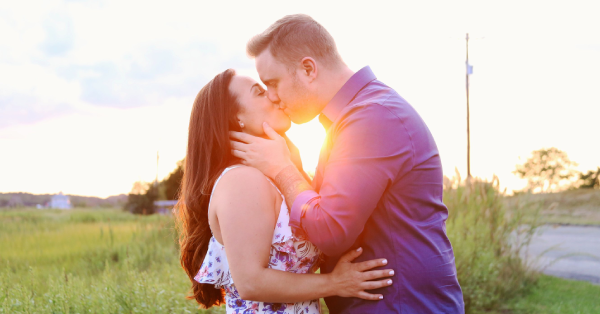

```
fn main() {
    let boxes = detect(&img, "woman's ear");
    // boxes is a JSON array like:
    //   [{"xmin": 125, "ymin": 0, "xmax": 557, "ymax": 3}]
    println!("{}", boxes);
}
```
[{"xmin": 235, "ymin": 112, "xmax": 245, "ymax": 129}]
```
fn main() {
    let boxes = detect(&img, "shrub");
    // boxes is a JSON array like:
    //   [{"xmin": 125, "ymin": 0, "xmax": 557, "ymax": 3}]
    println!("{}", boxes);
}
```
[{"xmin": 445, "ymin": 174, "xmax": 540, "ymax": 313}]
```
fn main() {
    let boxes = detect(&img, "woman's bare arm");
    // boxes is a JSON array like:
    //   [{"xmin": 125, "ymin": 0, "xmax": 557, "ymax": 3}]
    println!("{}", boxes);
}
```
[{"xmin": 212, "ymin": 166, "xmax": 392, "ymax": 303}]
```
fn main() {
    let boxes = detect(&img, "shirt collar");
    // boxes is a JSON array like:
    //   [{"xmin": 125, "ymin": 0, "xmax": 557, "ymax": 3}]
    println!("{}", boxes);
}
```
[{"xmin": 320, "ymin": 66, "xmax": 377, "ymax": 124}]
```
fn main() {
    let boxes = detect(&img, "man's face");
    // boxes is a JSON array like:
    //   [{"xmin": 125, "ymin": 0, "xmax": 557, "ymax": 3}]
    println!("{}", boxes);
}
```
[{"xmin": 255, "ymin": 48, "xmax": 320, "ymax": 124}]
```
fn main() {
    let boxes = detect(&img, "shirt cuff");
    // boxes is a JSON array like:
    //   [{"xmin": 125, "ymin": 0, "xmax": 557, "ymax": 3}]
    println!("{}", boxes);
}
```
[{"xmin": 289, "ymin": 190, "xmax": 320, "ymax": 233}]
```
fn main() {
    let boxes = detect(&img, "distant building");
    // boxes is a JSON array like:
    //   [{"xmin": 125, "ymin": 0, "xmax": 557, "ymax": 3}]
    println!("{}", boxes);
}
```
[
  {"xmin": 49, "ymin": 192, "xmax": 72, "ymax": 209},
  {"xmin": 154, "ymin": 200, "xmax": 177, "ymax": 215}
]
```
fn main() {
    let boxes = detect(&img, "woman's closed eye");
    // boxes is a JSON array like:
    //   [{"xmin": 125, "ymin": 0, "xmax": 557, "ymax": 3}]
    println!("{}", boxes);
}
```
[{"xmin": 257, "ymin": 87, "xmax": 266, "ymax": 96}]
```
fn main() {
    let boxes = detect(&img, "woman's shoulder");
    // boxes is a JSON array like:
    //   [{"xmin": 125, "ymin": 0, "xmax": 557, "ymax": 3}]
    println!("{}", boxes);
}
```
[
  {"xmin": 213, "ymin": 165, "xmax": 277, "ymax": 201},
  {"xmin": 220, "ymin": 165, "xmax": 268, "ymax": 184}
]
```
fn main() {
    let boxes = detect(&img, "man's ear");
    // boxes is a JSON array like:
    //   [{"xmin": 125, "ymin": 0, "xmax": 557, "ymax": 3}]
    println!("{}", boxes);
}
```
[{"xmin": 299, "ymin": 57, "xmax": 317, "ymax": 82}]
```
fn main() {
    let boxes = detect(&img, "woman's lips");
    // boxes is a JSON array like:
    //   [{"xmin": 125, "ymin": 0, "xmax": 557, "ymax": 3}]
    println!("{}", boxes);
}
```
[{"xmin": 279, "ymin": 108, "xmax": 290, "ymax": 118}]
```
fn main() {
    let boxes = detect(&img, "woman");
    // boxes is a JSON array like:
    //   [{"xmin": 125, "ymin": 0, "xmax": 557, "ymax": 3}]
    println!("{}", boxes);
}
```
[{"xmin": 176, "ymin": 69, "xmax": 393, "ymax": 314}]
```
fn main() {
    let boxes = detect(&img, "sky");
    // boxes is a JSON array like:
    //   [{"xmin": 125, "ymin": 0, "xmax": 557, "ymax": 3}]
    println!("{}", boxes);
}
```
[{"xmin": 1, "ymin": 0, "xmax": 598, "ymax": 198}]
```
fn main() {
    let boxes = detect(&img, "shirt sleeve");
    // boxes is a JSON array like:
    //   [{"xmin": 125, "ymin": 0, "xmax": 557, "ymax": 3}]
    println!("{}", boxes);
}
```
[
  {"xmin": 289, "ymin": 190, "xmax": 318, "ymax": 233},
  {"xmin": 289, "ymin": 103, "xmax": 414, "ymax": 256}
]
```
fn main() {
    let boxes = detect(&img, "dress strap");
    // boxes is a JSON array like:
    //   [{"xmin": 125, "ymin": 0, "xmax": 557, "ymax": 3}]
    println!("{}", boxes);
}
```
[
  {"xmin": 208, "ymin": 165, "xmax": 244, "ymax": 207},
  {"xmin": 207, "ymin": 165, "xmax": 244, "ymax": 235},
  {"xmin": 264, "ymin": 177, "xmax": 284, "ymax": 200},
  {"xmin": 207, "ymin": 165, "xmax": 285, "ymax": 234},
  {"xmin": 209, "ymin": 165, "xmax": 283, "ymax": 206}
]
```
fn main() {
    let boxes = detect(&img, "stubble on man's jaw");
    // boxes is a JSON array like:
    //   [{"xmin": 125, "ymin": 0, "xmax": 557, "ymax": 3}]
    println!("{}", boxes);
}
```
[{"xmin": 274, "ymin": 164, "xmax": 313, "ymax": 212}]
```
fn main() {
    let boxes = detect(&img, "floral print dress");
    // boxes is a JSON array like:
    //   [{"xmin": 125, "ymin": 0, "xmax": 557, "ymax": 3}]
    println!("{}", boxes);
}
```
[{"xmin": 195, "ymin": 166, "xmax": 323, "ymax": 314}]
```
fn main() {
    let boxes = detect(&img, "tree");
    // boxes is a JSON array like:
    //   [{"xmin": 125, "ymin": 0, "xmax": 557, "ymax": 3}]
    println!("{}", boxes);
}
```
[
  {"xmin": 578, "ymin": 167, "xmax": 600, "ymax": 189},
  {"xmin": 513, "ymin": 147, "xmax": 579, "ymax": 193},
  {"xmin": 130, "ymin": 181, "xmax": 148, "ymax": 195},
  {"xmin": 124, "ymin": 159, "xmax": 185, "ymax": 214},
  {"xmin": 124, "ymin": 181, "xmax": 157, "ymax": 215},
  {"xmin": 7, "ymin": 195, "xmax": 24, "ymax": 208},
  {"xmin": 160, "ymin": 159, "xmax": 184, "ymax": 200}
]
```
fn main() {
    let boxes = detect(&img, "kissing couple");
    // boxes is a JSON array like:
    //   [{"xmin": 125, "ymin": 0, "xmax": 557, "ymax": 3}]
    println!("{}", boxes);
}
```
[{"xmin": 176, "ymin": 14, "xmax": 464, "ymax": 314}]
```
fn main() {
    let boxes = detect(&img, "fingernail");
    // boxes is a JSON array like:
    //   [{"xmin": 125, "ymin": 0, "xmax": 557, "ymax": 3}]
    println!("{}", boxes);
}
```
[
  {"xmin": 387, "ymin": 280, "xmax": 393, "ymax": 285},
  {"xmin": 379, "ymin": 296, "xmax": 383, "ymax": 300},
  {"xmin": 382, "ymin": 259, "xmax": 387, "ymax": 265},
  {"xmin": 356, "ymin": 247, "xmax": 362, "ymax": 252},
  {"xmin": 389, "ymin": 270, "xmax": 394, "ymax": 276}
]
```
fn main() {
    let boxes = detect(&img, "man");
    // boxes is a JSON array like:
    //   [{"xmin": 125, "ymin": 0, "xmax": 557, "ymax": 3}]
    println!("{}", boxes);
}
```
[{"xmin": 230, "ymin": 14, "xmax": 464, "ymax": 313}]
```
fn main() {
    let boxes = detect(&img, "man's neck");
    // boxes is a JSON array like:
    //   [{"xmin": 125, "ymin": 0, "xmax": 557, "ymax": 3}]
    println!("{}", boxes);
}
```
[{"xmin": 316, "ymin": 64, "xmax": 355, "ymax": 112}]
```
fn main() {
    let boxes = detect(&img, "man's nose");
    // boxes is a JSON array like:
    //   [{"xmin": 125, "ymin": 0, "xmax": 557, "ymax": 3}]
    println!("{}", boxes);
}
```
[{"xmin": 267, "ymin": 89, "xmax": 280, "ymax": 105}]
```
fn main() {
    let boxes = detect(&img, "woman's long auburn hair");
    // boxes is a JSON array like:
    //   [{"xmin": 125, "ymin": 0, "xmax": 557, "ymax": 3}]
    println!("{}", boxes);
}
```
[{"xmin": 175, "ymin": 69, "xmax": 242, "ymax": 308}]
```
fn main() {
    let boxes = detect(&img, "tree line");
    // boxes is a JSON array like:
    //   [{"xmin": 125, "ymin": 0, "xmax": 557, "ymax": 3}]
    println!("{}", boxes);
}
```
[
  {"xmin": 0, "ymin": 192, "xmax": 127, "ymax": 208},
  {"xmin": 124, "ymin": 147, "xmax": 598, "ymax": 214},
  {"xmin": 124, "ymin": 159, "xmax": 183, "ymax": 215},
  {"xmin": 514, "ymin": 147, "xmax": 599, "ymax": 193}
]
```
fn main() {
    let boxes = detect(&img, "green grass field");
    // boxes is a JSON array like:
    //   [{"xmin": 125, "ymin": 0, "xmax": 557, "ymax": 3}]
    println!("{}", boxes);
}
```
[
  {"xmin": 2, "ymin": 183, "xmax": 597, "ymax": 313},
  {"xmin": 488, "ymin": 275, "xmax": 600, "ymax": 314},
  {"xmin": 0, "ymin": 208, "xmax": 220, "ymax": 314}
]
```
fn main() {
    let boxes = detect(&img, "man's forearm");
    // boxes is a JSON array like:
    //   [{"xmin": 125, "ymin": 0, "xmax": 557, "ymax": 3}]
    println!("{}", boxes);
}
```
[{"xmin": 274, "ymin": 165, "xmax": 313, "ymax": 211}]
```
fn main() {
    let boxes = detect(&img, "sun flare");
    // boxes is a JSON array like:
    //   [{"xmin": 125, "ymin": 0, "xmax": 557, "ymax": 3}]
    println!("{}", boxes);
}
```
[{"xmin": 286, "ymin": 118, "xmax": 327, "ymax": 174}]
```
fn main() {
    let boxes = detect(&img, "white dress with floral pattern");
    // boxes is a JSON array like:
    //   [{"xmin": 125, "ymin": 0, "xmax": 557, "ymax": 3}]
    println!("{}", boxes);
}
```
[{"xmin": 195, "ymin": 166, "xmax": 323, "ymax": 314}]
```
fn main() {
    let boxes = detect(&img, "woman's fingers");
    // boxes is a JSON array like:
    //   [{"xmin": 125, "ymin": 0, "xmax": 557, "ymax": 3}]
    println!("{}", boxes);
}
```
[
  {"xmin": 355, "ymin": 258, "xmax": 388, "ymax": 272},
  {"xmin": 356, "ymin": 291, "xmax": 384, "ymax": 301},
  {"xmin": 339, "ymin": 247, "xmax": 363, "ymax": 263},
  {"xmin": 361, "ymin": 278, "xmax": 393, "ymax": 291},
  {"xmin": 363, "ymin": 269, "xmax": 395, "ymax": 281},
  {"xmin": 353, "ymin": 277, "xmax": 393, "ymax": 300},
  {"xmin": 332, "ymin": 250, "xmax": 393, "ymax": 300}
]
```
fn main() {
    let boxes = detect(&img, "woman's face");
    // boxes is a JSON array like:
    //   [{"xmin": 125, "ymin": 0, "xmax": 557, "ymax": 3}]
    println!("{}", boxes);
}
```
[{"xmin": 229, "ymin": 74, "xmax": 291, "ymax": 137}]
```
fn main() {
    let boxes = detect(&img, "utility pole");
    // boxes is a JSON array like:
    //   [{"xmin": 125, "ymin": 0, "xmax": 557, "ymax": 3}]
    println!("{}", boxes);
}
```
[{"xmin": 466, "ymin": 33, "xmax": 472, "ymax": 179}]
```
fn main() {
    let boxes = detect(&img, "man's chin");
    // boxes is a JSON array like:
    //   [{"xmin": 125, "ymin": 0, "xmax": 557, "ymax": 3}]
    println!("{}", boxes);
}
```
[{"xmin": 290, "ymin": 115, "xmax": 312, "ymax": 125}]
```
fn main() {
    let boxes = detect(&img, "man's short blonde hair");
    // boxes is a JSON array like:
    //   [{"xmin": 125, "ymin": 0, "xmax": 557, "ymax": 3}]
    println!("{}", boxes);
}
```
[{"xmin": 247, "ymin": 14, "xmax": 342, "ymax": 68}]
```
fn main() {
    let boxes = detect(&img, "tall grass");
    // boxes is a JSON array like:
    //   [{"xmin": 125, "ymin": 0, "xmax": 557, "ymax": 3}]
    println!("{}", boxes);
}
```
[
  {"xmin": 505, "ymin": 189, "xmax": 600, "ymax": 225},
  {"xmin": 0, "ymin": 208, "xmax": 222, "ymax": 314},
  {"xmin": 445, "ymin": 174, "xmax": 541, "ymax": 313},
  {"xmin": 1, "ymin": 178, "xmax": 540, "ymax": 314}
]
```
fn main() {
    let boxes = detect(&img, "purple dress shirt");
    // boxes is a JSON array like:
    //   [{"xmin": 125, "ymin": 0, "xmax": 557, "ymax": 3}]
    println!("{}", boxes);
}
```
[{"xmin": 289, "ymin": 67, "xmax": 464, "ymax": 313}]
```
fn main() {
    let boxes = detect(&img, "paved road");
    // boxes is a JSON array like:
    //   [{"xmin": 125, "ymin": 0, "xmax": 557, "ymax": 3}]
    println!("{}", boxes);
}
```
[{"xmin": 525, "ymin": 225, "xmax": 600, "ymax": 284}]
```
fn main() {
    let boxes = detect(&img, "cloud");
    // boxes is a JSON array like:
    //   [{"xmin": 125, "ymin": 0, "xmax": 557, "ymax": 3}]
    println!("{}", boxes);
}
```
[
  {"xmin": 0, "ymin": 57, "xmax": 82, "ymax": 128},
  {"xmin": 40, "ymin": 13, "xmax": 74, "ymax": 57},
  {"xmin": 73, "ymin": 46, "xmax": 195, "ymax": 108},
  {"xmin": 0, "ymin": 94, "xmax": 75, "ymax": 128},
  {"xmin": 55, "ymin": 44, "xmax": 253, "ymax": 109},
  {"xmin": 0, "ymin": 0, "xmax": 260, "ymax": 128}
]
